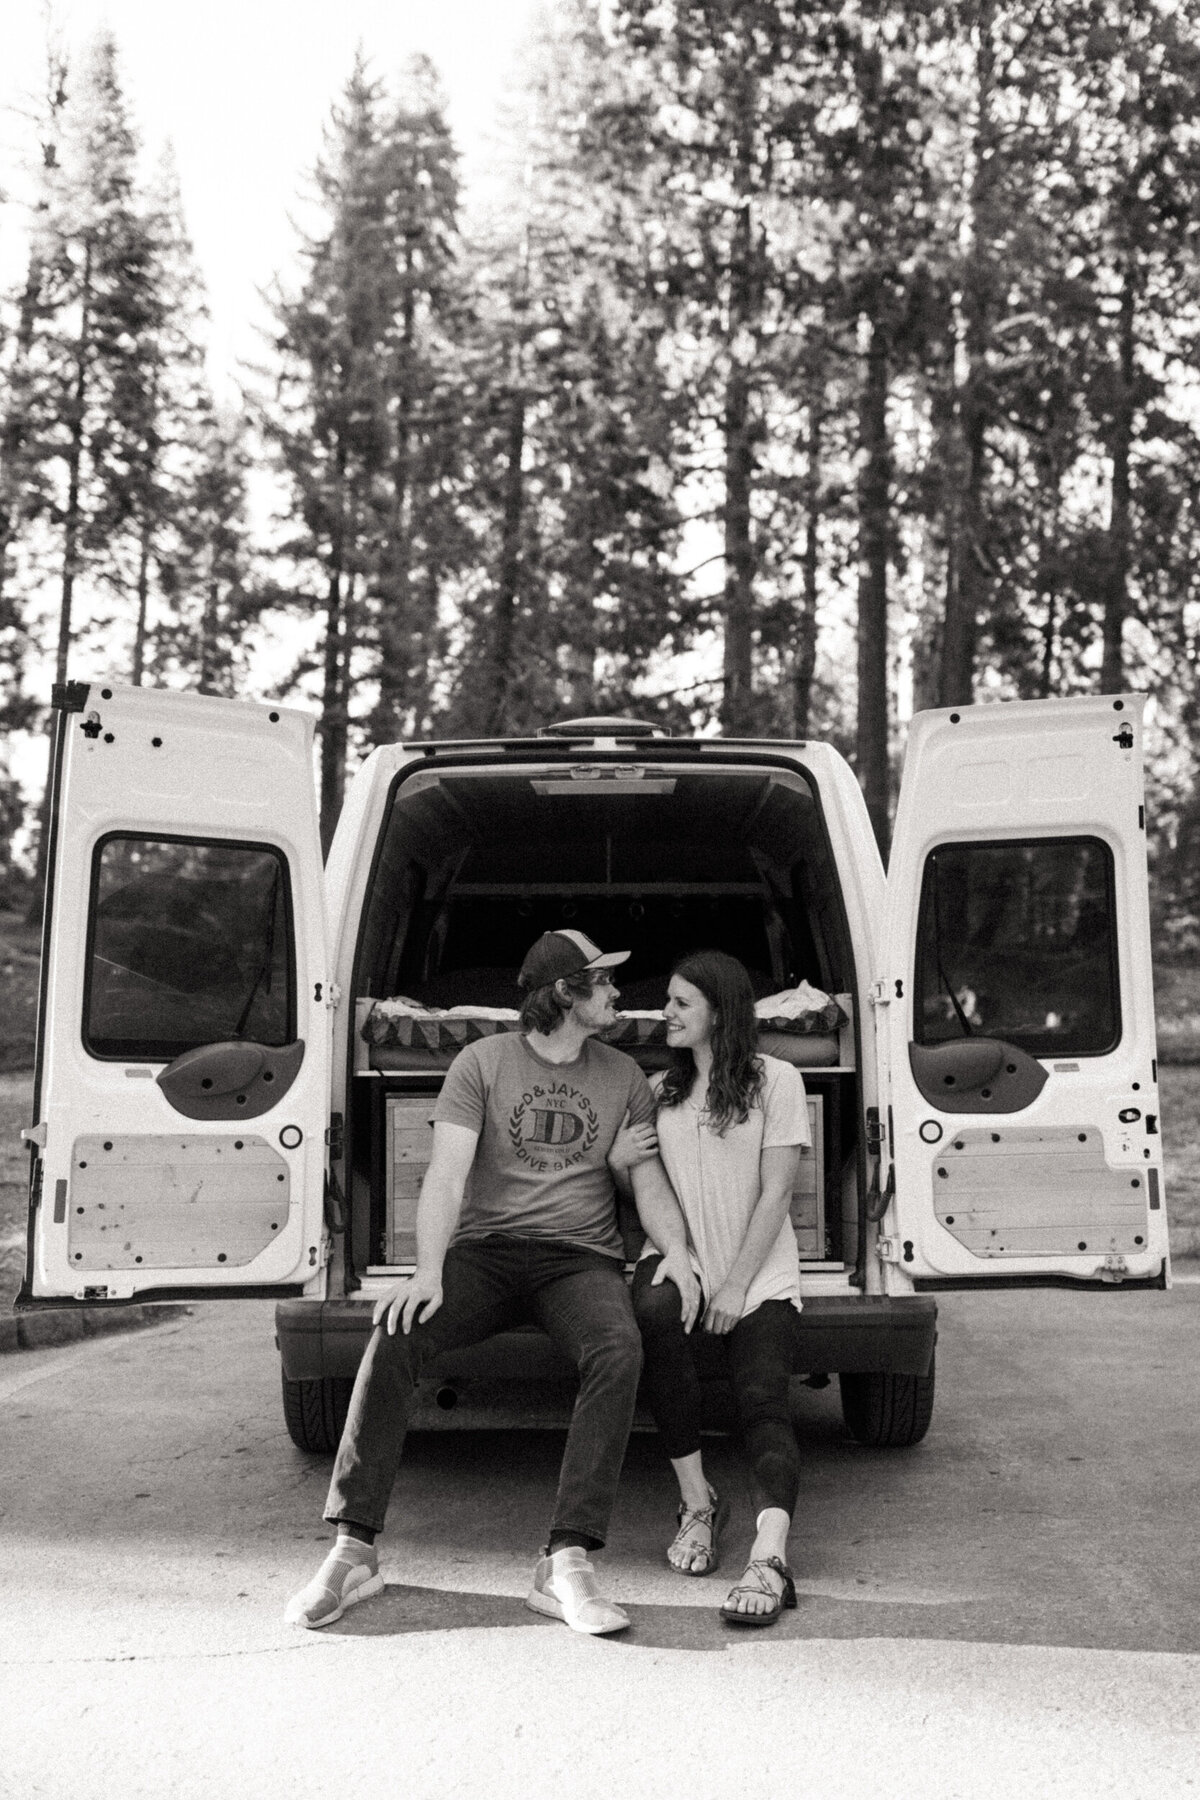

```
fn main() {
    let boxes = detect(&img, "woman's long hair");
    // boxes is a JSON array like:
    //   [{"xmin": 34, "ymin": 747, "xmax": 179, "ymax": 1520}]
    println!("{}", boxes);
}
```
[{"xmin": 658, "ymin": 950, "xmax": 764, "ymax": 1134}]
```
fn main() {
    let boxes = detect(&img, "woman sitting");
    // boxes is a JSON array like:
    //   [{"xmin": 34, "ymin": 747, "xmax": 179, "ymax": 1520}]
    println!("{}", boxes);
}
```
[{"xmin": 631, "ymin": 949, "xmax": 810, "ymax": 1626}]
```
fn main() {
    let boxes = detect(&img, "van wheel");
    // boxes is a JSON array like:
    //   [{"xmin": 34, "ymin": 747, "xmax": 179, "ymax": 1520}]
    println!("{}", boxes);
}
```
[
  {"xmin": 281, "ymin": 1373, "xmax": 352, "ymax": 1454},
  {"xmin": 839, "ymin": 1355, "xmax": 935, "ymax": 1448}
]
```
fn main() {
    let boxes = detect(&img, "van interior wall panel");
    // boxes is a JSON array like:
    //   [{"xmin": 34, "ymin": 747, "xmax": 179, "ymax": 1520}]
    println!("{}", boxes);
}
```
[
  {"xmin": 933, "ymin": 1125, "xmax": 1151, "ymax": 1258},
  {"xmin": 356, "ymin": 764, "xmax": 846, "ymax": 1011},
  {"xmin": 67, "ymin": 1133, "xmax": 289, "ymax": 1269}
]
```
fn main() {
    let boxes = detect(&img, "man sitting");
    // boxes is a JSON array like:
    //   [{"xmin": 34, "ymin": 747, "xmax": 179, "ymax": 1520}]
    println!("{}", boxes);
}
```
[{"xmin": 285, "ymin": 928, "xmax": 699, "ymax": 1635}]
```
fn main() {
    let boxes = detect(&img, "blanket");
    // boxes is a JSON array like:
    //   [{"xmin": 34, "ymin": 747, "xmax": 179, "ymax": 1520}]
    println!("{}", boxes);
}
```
[{"xmin": 362, "ymin": 981, "xmax": 845, "ymax": 1054}]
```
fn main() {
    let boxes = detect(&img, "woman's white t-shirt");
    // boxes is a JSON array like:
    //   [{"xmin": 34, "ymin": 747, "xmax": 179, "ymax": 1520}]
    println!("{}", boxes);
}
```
[{"xmin": 647, "ymin": 1054, "xmax": 810, "ymax": 1317}]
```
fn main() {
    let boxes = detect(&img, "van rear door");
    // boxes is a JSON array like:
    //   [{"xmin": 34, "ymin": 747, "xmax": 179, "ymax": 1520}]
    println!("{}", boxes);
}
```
[
  {"xmin": 877, "ymin": 694, "xmax": 1167, "ymax": 1288},
  {"xmin": 20, "ymin": 681, "xmax": 330, "ymax": 1306}
]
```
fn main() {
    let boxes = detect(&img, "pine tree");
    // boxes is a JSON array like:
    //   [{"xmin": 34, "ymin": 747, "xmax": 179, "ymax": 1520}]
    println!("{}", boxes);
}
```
[
  {"xmin": 366, "ymin": 57, "xmax": 467, "ymax": 743},
  {"xmin": 261, "ymin": 57, "xmax": 406, "ymax": 844},
  {"xmin": 443, "ymin": 1, "xmax": 684, "ymax": 736},
  {"xmin": 259, "ymin": 53, "xmax": 469, "ymax": 841}
]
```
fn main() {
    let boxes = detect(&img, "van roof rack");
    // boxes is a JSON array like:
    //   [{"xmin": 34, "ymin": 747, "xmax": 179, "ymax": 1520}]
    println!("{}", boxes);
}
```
[{"xmin": 538, "ymin": 715, "xmax": 669, "ymax": 739}]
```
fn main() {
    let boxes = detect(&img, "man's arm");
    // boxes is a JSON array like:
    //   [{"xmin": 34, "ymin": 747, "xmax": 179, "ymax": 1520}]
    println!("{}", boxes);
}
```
[
  {"xmin": 373, "ymin": 1121, "xmax": 479, "ymax": 1336},
  {"xmin": 629, "ymin": 1155, "xmax": 701, "ymax": 1334}
]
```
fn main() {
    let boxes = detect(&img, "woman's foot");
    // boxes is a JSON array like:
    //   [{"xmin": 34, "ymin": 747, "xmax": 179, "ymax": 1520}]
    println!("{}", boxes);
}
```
[
  {"xmin": 667, "ymin": 1484, "xmax": 729, "ymax": 1575},
  {"xmin": 719, "ymin": 1555, "xmax": 796, "ymax": 1626}
]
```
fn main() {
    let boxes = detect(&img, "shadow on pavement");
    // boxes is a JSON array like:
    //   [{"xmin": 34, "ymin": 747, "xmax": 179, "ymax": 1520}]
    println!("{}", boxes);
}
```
[{"xmin": 326, "ymin": 1582, "xmax": 785, "ymax": 1652}]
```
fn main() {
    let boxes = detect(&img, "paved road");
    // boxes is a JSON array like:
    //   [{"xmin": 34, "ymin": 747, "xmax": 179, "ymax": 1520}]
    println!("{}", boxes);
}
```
[{"xmin": 3, "ymin": 1285, "xmax": 1199, "ymax": 1799}]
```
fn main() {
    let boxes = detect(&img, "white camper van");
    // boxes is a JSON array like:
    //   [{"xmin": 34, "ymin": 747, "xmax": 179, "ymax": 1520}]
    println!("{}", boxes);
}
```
[{"xmin": 19, "ymin": 683, "xmax": 1169, "ymax": 1453}]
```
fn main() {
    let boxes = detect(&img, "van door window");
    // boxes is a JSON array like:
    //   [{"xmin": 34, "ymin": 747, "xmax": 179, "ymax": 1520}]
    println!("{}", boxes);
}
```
[
  {"xmin": 914, "ymin": 836, "xmax": 1119, "ymax": 1056},
  {"xmin": 84, "ymin": 833, "xmax": 295, "ymax": 1060}
]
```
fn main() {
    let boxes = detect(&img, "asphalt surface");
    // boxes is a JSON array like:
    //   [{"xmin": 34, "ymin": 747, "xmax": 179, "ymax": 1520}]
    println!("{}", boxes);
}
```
[{"xmin": 3, "ymin": 1285, "xmax": 1199, "ymax": 1799}]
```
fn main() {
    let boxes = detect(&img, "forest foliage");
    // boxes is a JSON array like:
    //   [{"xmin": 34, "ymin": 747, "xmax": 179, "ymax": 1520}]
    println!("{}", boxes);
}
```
[{"xmin": 2, "ymin": 1, "xmax": 1200, "ymax": 935}]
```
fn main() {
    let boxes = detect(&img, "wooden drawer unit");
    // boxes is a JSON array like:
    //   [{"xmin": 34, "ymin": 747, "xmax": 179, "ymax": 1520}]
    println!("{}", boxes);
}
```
[
  {"xmin": 382, "ymin": 1089, "xmax": 827, "ymax": 1266},
  {"xmin": 384, "ymin": 1094, "xmax": 435, "ymax": 1264},
  {"xmin": 789, "ymin": 1094, "xmax": 826, "ymax": 1260}
]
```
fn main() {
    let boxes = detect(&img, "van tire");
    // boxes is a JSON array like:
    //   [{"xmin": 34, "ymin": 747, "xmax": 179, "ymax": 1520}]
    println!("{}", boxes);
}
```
[
  {"xmin": 281, "ymin": 1373, "xmax": 353, "ymax": 1455},
  {"xmin": 839, "ymin": 1355, "xmax": 935, "ymax": 1448}
]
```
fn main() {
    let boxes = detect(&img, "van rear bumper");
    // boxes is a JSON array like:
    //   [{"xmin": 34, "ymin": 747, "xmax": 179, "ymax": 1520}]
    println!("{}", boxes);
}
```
[{"xmin": 275, "ymin": 1293, "xmax": 938, "ymax": 1385}]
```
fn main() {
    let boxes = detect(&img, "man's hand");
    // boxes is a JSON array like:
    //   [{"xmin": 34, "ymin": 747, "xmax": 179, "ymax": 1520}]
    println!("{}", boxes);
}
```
[
  {"xmin": 607, "ymin": 1110, "xmax": 658, "ymax": 1175},
  {"xmin": 650, "ymin": 1244, "xmax": 701, "ymax": 1335},
  {"xmin": 373, "ymin": 1269, "xmax": 443, "ymax": 1336},
  {"xmin": 703, "ymin": 1279, "xmax": 746, "ymax": 1336}
]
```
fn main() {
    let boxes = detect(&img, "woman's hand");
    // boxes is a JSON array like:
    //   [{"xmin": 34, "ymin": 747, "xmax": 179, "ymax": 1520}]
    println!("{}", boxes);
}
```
[
  {"xmin": 373, "ymin": 1268, "xmax": 443, "ymax": 1336},
  {"xmin": 608, "ymin": 1111, "xmax": 659, "ymax": 1174},
  {"xmin": 703, "ymin": 1280, "xmax": 747, "ymax": 1336},
  {"xmin": 651, "ymin": 1245, "xmax": 701, "ymax": 1334}
]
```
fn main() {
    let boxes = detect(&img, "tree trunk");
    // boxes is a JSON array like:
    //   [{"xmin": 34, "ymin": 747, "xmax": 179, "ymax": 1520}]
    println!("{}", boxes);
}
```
[
  {"xmin": 941, "ymin": 382, "xmax": 986, "ymax": 707},
  {"xmin": 939, "ymin": 0, "xmax": 994, "ymax": 709},
  {"xmin": 55, "ymin": 242, "xmax": 92, "ymax": 691},
  {"xmin": 0, "ymin": 253, "xmax": 44, "ymax": 620},
  {"xmin": 376, "ymin": 248, "xmax": 415, "ymax": 740},
  {"xmin": 1100, "ymin": 258, "xmax": 1135, "ymax": 694},
  {"xmin": 722, "ymin": 363, "xmax": 754, "ymax": 734},
  {"xmin": 792, "ymin": 391, "xmax": 822, "ymax": 737},
  {"xmin": 131, "ymin": 510, "xmax": 151, "ymax": 685},
  {"xmin": 199, "ymin": 555, "xmax": 220, "ymax": 695},
  {"xmin": 487, "ymin": 381, "xmax": 526, "ymax": 735},
  {"xmin": 720, "ymin": 78, "xmax": 757, "ymax": 737},
  {"xmin": 28, "ymin": 241, "xmax": 92, "ymax": 923},
  {"xmin": 319, "ymin": 566, "xmax": 345, "ymax": 854},
  {"xmin": 319, "ymin": 445, "xmax": 350, "ymax": 853},
  {"xmin": 856, "ymin": 308, "xmax": 891, "ymax": 857}
]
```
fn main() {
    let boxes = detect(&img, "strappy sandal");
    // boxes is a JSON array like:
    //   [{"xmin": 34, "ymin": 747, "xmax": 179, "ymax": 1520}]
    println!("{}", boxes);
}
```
[
  {"xmin": 719, "ymin": 1555, "xmax": 797, "ymax": 1626},
  {"xmin": 667, "ymin": 1488, "xmax": 731, "ymax": 1576}
]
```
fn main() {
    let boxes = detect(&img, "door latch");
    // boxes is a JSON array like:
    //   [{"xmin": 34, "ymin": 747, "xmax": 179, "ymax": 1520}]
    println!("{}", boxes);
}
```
[
  {"xmin": 865, "ymin": 1107, "xmax": 884, "ymax": 1154},
  {"xmin": 868, "ymin": 980, "xmax": 891, "ymax": 1008},
  {"xmin": 876, "ymin": 1236, "xmax": 900, "ymax": 1264}
]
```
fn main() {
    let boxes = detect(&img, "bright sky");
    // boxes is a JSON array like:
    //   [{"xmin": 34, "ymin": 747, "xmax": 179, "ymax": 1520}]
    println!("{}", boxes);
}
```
[
  {"xmin": 2, "ymin": 0, "xmax": 540, "ymax": 393},
  {"xmin": 0, "ymin": 0, "xmax": 543, "ymax": 811}
]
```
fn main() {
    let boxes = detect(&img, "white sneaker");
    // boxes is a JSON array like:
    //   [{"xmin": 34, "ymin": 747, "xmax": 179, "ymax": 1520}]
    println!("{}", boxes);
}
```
[
  {"xmin": 284, "ymin": 1541, "xmax": 384, "ymax": 1629},
  {"xmin": 525, "ymin": 1547, "xmax": 630, "ymax": 1636}
]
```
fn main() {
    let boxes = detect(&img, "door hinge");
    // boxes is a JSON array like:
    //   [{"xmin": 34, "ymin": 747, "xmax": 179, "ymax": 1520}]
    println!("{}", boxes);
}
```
[
  {"xmin": 1097, "ymin": 1253, "xmax": 1130, "ymax": 1282},
  {"xmin": 865, "ymin": 1106, "xmax": 884, "ymax": 1154},
  {"xmin": 324, "ymin": 1112, "xmax": 344, "ymax": 1160},
  {"xmin": 20, "ymin": 1122, "xmax": 47, "ymax": 1149},
  {"xmin": 51, "ymin": 680, "xmax": 90, "ymax": 713}
]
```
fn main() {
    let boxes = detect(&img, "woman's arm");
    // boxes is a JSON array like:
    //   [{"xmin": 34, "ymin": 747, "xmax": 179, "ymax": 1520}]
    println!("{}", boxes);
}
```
[
  {"xmin": 629, "ymin": 1155, "xmax": 701, "ymax": 1334},
  {"xmin": 703, "ymin": 1143, "xmax": 802, "ymax": 1335},
  {"xmin": 606, "ymin": 1110, "xmax": 659, "ymax": 1198}
]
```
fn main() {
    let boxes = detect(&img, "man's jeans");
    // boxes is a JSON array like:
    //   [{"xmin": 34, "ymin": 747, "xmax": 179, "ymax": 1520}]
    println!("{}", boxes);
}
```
[{"xmin": 324, "ymin": 1234, "xmax": 644, "ymax": 1547}]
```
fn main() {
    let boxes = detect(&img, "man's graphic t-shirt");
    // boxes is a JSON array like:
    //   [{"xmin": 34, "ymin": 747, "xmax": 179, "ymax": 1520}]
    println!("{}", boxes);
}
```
[{"xmin": 433, "ymin": 1032, "xmax": 656, "ymax": 1259}]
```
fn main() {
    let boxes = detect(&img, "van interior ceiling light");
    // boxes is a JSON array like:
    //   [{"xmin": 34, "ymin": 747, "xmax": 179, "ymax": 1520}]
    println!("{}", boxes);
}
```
[{"xmin": 530, "ymin": 766, "xmax": 677, "ymax": 795}]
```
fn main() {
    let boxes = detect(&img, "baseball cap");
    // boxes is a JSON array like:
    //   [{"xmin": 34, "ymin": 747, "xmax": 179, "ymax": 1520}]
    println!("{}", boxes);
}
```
[{"xmin": 517, "ymin": 929, "xmax": 630, "ymax": 990}]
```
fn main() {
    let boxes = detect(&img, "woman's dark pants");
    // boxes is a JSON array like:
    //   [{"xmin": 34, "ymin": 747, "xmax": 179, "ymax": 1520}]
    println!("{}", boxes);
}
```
[
  {"xmin": 325, "ymin": 1234, "xmax": 643, "ymax": 1548},
  {"xmin": 632, "ymin": 1254, "xmax": 801, "ymax": 1518}
]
